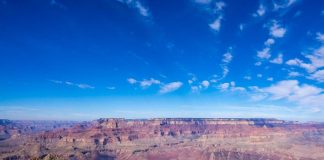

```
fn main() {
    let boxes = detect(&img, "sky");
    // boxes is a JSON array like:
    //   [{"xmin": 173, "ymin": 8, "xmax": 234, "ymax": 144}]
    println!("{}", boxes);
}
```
[{"xmin": 0, "ymin": 0, "xmax": 323, "ymax": 121}]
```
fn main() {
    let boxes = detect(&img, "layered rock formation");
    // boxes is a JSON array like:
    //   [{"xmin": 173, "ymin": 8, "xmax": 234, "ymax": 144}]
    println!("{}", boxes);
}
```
[{"xmin": 1, "ymin": 118, "xmax": 324, "ymax": 160}]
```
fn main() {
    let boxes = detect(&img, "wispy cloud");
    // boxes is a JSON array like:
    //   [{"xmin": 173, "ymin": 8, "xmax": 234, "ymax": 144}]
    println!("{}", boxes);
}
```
[
  {"xmin": 106, "ymin": 86, "xmax": 116, "ymax": 90},
  {"xmin": 286, "ymin": 58, "xmax": 316, "ymax": 73},
  {"xmin": 309, "ymin": 70, "xmax": 324, "ymax": 82},
  {"xmin": 215, "ymin": 1, "xmax": 226, "ymax": 11},
  {"xmin": 159, "ymin": 81, "xmax": 183, "ymax": 94},
  {"xmin": 244, "ymin": 76, "xmax": 252, "ymax": 80},
  {"xmin": 194, "ymin": 0, "xmax": 212, "ymax": 4},
  {"xmin": 134, "ymin": 1, "xmax": 149, "ymax": 17},
  {"xmin": 316, "ymin": 32, "xmax": 324, "ymax": 43},
  {"xmin": 117, "ymin": 0, "xmax": 150, "ymax": 17},
  {"xmin": 273, "ymin": 0, "xmax": 297, "ymax": 10},
  {"xmin": 222, "ymin": 51, "xmax": 233, "ymax": 63},
  {"xmin": 50, "ymin": 80, "xmax": 94, "ymax": 89},
  {"xmin": 140, "ymin": 78, "xmax": 160, "ymax": 88},
  {"xmin": 195, "ymin": 0, "xmax": 226, "ymax": 32},
  {"xmin": 256, "ymin": 21, "xmax": 286, "ymax": 65},
  {"xmin": 239, "ymin": 24, "xmax": 244, "ymax": 31},
  {"xmin": 286, "ymin": 45, "xmax": 324, "ymax": 76},
  {"xmin": 218, "ymin": 81, "xmax": 245, "ymax": 92},
  {"xmin": 220, "ymin": 49, "xmax": 233, "ymax": 79},
  {"xmin": 288, "ymin": 71, "xmax": 302, "ymax": 77},
  {"xmin": 77, "ymin": 83, "xmax": 95, "ymax": 89},
  {"xmin": 127, "ymin": 78, "xmax": 137, "ymax": 84},
  {"xmin": 50, "ymin": 0, "xmax": 66, "ymax": 9},
  {"xmin": 267, "ymin": 77, "xmax": 274, "ymax": 81},
  {"xmin": 127, "ymin": 77, "xmax": 161, "ymax": 88},
  {"xmin": 257, "ymin": 47, "xmax": 271, "ymax": 59}
]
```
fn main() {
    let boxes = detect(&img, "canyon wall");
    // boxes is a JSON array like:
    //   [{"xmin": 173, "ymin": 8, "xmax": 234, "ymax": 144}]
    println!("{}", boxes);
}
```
[{"xmin": 1, "ymin": 118, "xmax": 324, "ymax": 160}]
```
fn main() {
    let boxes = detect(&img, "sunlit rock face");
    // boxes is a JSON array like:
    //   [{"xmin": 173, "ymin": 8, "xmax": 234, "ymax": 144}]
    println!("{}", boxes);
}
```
[{"xmin": 1, "ymin": 118, "xmax": 324, "ymax": 160}]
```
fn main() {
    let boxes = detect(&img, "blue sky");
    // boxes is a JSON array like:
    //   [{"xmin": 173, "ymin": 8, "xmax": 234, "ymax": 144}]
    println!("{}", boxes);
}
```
[{"xmin": 0, "ymin": 0, "xmax": 323, "ymax": 121}]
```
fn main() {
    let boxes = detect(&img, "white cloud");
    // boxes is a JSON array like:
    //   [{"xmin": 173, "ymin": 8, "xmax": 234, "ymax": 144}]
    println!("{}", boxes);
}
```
[
  {"xmin": 269, "ymin": 21, "xmax": 286, "ymax": 38},
  {"xmin": 218, "ymin": 82, "xmax": 229, "ymax": 91},
  {"xmin": 140, "ymin": 78, "xmax": 160, "ymax": 88},
  {"xmin": 264, "ymin": 80, "xmax": 322, "ymax": 100},
  {"xmin": 252, "ymin": 80, "xmax": 324, "ymax": 109},
  {"xmin": 209, "ymin": 17, "xmax": 222, "ymax": 31},
  {"xmin": 201, "ymin": 80, "xmax": 210, "ymax": 88},
  {"xmin": 264, "ymin": 38, "xmax": 275, "ymax": 46},
  {"xmin": 257, "ymin": 47, "xmax": 271, "ymax": 59},
  {"xmin": 309, "ymin": 70, "xmax": 324, "ymax": 82},
  {"xmin": 316, "ymin": 32, "xmax": 324, "ymax": 42},
  {"xmin": 254, "ymin": 4, "xmax": 266, "ymax": 17},
  {"xmin": 127, "ymin": 78, "xmax": 137, "ymax": 84},
  {"xmin": 159, "ymin": 82, "xmax": 183, "ymax": 94},
  {"xmin": 270, "ymin": 53, "xmax": 283, "ymax": 64}
]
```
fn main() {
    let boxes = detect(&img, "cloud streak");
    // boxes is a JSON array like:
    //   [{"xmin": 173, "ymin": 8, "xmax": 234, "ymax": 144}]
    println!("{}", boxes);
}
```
[
  {"xmin": 117, "ymin": 0, "xmax": 150, "ymax": 17},
  {"xmin": 51, "ymin": 80, "xmax": 95, "ymax": 89}
]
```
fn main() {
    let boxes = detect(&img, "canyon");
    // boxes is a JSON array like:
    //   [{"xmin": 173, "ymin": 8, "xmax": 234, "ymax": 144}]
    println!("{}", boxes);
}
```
[{"xmin": 1, "ymin": 118, "xmax": 324, "ymax": 160}]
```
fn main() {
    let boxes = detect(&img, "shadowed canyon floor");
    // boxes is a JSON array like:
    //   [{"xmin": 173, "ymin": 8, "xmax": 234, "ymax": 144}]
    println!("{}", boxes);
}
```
[{"xmin": 1, "ymin": 118, "xmax": 324, "ymax": 160}]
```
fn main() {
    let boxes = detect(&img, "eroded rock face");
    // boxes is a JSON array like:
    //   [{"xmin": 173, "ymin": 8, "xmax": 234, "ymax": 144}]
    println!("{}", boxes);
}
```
[{"xmin": 1, "ymin": 118, "xmax": 324, "ymax": 160}]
